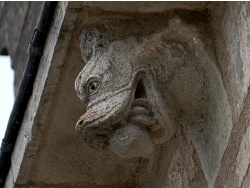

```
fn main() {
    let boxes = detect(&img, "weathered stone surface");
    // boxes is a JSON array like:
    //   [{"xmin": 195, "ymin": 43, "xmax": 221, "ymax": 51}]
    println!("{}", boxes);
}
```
[
  {"xmin": 68, "ymin": 2, "xmax": 209, "ymax": 13},
  {"xmin": 2, "ymin": 1, "xmax": 250, "ymax": 188},
  {"xmin": 74, "ymin": 6, "xmax": 232, "ymax": 188},
  {"xmin": 210, "ymin": 2, "xmax": 250, "ymax": 188}
]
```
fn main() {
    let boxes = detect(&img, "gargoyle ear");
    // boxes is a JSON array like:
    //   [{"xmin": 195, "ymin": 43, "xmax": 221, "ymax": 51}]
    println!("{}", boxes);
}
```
[{"xmin": 79, "ymin": 28, "xmax": 109, "ymax": 63}]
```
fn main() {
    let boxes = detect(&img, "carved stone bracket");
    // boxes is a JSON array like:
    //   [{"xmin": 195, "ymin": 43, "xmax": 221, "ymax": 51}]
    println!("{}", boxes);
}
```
[{"xmin": 75, "ymin": 17, "xmax": 211, "ymax": 157}]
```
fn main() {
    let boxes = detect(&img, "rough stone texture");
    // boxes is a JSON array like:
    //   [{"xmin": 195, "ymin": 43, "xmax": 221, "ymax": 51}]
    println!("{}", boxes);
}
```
[
  {"xmin": 74, "ymin": 4, "xmax": 232, "ymax": 188},
  {"xmin": 1, "ymin": 1, "xmax": 250, "ymax": 188},
  {"xmin": 0, "ymin": 1, "xmax": 43, "ymax": 94},
  {"xmin": 69, "ymin": 2, "xmax": 210, "ymax": 13},
  {"xmin": 210, "ymin": 2, "xmax": 250, "ymax": 188}
]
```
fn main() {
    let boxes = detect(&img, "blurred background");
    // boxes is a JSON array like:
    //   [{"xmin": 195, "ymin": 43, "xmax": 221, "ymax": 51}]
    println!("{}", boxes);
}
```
[
  {"xmin": 0, "ymin": 55, "xmax": 14, "ymax": 141},
  {"xmin": 0, "ymin": 2, "xmax": 43, "ymax": 145}
]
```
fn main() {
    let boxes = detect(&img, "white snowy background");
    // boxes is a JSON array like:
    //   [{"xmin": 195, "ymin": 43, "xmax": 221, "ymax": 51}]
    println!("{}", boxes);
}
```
[{"xmin": 0, "ymin": 55, "xmax": 14, "ymax": 141}]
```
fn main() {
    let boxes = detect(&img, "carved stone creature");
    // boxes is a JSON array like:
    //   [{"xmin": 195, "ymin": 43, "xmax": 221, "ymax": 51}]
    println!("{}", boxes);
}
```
[{"xmin": 75, "ymin": 21, "xmax": 210, "ymax": 159}]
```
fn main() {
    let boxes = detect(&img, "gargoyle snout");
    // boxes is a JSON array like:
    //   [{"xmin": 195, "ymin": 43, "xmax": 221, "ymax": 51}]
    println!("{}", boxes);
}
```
[
  {"xmin": 76, "ymin": 114, "xmax": 85, "ymax": 127},
  {"xmin": 76, "ymin": 114, "xmax": 88, "ymax": 141},
  {"xmin": 76, "ymin": 119, "xmax": 84, "ymax": 129}
]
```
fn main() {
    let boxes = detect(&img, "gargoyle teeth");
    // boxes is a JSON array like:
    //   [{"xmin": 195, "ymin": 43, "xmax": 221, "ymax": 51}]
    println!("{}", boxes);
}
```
[
  {"xmin": 128, "ymin": 97, "xmax": 163, "ymax": 136},
  {"xmin": 129, "ymin": 115, "xmax": 156, "ymax": 128},
  {"xmin": 149, "ymin": 123, "xmax": 162, "ymax": 132},
  {"xmin": 128, "ymin": 96, "xmax": 161, "ymax": 134},
  {"xmin": 129, "ymin": 106, "xmax": 150, "ymax": 116},
  {"xmin": 132, "ymin": 98, "xmax": 149, "ymax": 107}
]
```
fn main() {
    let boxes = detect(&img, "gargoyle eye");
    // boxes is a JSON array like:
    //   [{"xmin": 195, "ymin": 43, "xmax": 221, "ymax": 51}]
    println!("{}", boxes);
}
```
[{"xmin": 88, "ymin": 80, "xmax": 100, "ymax": 95}]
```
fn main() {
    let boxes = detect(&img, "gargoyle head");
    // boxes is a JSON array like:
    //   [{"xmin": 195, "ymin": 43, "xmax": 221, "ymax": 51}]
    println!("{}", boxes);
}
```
[{"xmin": 75, "ymin": 26, "xmax": 207, "ymax": 158}]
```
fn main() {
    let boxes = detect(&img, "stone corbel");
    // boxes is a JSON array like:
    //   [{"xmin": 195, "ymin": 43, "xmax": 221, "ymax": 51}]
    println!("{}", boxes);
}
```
[{"xmin": 74, "ymin": 17, "xmax": 230, "ymax": 174}]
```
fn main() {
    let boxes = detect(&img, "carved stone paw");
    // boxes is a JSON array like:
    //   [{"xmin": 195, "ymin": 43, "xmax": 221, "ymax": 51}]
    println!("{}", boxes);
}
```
[{"xmin": 109, "ymin": 124, "xmax": 155, "ymax": 158}]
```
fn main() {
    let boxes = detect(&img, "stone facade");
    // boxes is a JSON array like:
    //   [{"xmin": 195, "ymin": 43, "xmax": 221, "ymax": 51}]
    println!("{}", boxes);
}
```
[
  {"xmin": 1, "ymin": 2, "xmax": 250, "ymax": 188},
  {"xmin": 0, "ymin": 2, "xmax": 43, "ymax": 94}
]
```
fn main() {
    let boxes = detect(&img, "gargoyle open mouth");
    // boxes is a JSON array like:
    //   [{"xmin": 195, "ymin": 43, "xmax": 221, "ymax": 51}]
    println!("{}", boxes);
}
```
[
  {"xmin": 76, "ymin": 67, "xmax": 175, "ymax": 158},
  {"xmin": 76, "ymin": 73, "xmax": 152, "ymax": 149},
  {"xmin": 129, "ymin": 79, "xmax": 162, "ymax": 134},
  {"xmin": 108, "ymin": 78, "xmax": 158, "ymax": 158}
]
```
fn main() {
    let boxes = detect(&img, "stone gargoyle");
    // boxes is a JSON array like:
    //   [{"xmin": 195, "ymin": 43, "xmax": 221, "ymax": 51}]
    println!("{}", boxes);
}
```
[{"xmin": 75, "ymin": 20, "xmax": 217, "ymax": 160}]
